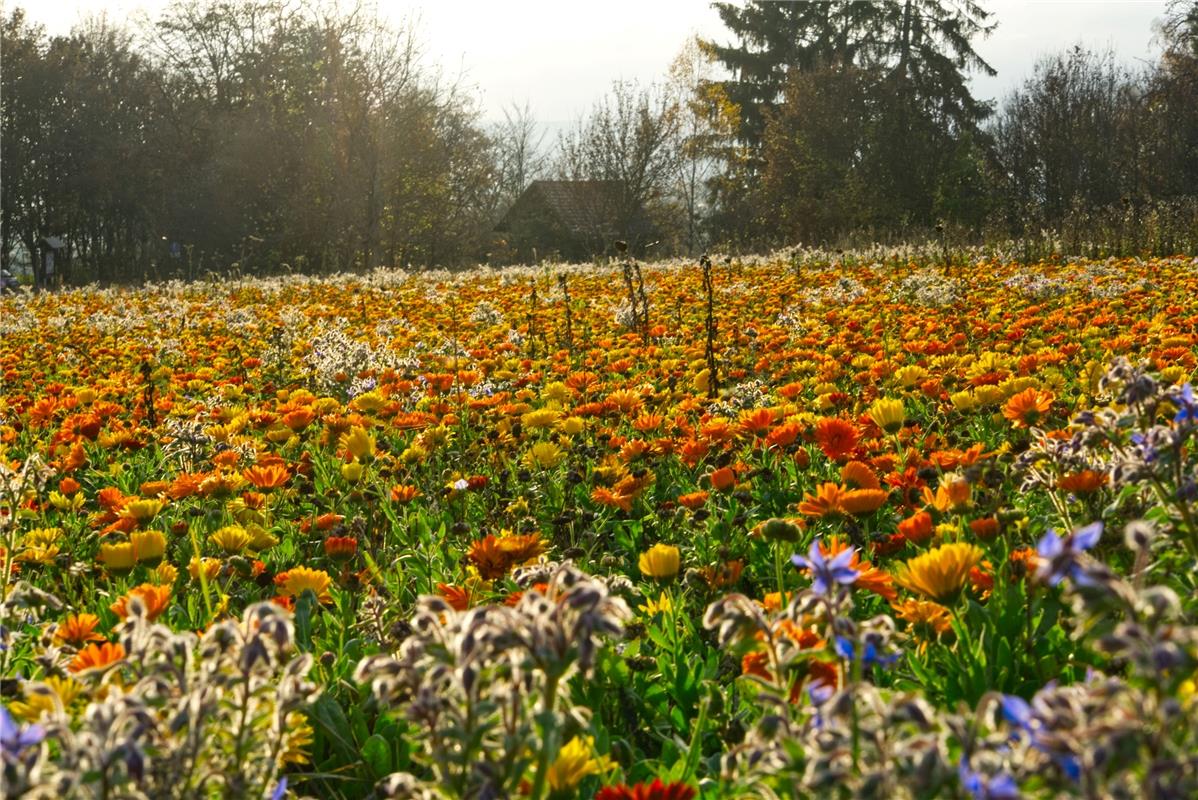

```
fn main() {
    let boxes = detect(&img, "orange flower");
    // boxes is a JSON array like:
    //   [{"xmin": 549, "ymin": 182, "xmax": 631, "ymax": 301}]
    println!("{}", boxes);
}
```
[
  {"xmin": 709, "ymin": 466, "xmax": 737, "ymax": 492},
  {"xmin": 968, "ymin": 516, "xmax": 1001, "ymax": 540},
  {"xmin": 467, "ymin": 533, "xmax": 547, "ymax": 579},
  {"xmin": 797, "ymin": 482, "xmax": 845, "ymax": 517},
  {"xmin": 813, "ymin": 418, "xmax": 859, "ymax": 461},
  {"xmin": 282, "ymin": 407, "xmax": 317, "ymax": 431},
  {"xmin": 1003, "ymin": 387, "xmax": 1054, "ymax": 427},
  {"xmin": 676, "ymin": 491, "xmax": 709, "ymax": 510},
  {"xmin": 820, "ymin": 537, "xmax": 897, "ymax": 601},
  {"xmin": 324, "ymin": 536, "xmax": 358, "ymax": 560},
  {"xmin": 898, "ymin": 511, "xmax": 934, "ymax": 543},
  {"xmin": 110, "ymin": 583, "xmax": 172, "ymax": 621},
  {"xmin": 765, "ymin": 422, "xmax": 800, "ymax": 449},
  {"xmin": 243, "ymin": 463, "xmax": 291, "ymax": 490},
  {"xmin": 55, "ymin": 613, "xmax": 106, "ymax": 646},
  {"xmin": 277, "ymin": 567, "xmax": 334, "ymax": 603},
  {"xmin": 591, "ymin": 487, "xmax": 634, "ymax": 512},
  {"xmin": 840, "ymin": 461, "xmax": 881, "ymax": 490},
  {"xmin": 839, "ymin": 488, "xmax": 888, "ymax": 515},
  {"xmin": 737, "ymin": 407, "xmax": 776, "ymax": 436},
  {"xmin": 698, "ymin": 559, "xmax": 744, "ymax": 590},
  {"xmin": 70, "ymin": 641, "xmax": 126, "ymax": 673},
  {"xmin": 390, "ymin": 485, "xmax": 422, "ymax": 503},
  {"xmin": 437, "ymin": 582, "xmax": 473, "ymax": 611},
  {"xmin": 1057, "ymin": 470, "xmax": 1107, "ymax": 494},
  {"xmin": 923, "ymin": 476, "xmax": 972, "ymax": 512}
]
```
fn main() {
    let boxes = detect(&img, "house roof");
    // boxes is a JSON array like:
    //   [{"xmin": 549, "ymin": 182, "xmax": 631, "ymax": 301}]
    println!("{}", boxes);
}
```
[{"xmin": 496, "ymin": 180, "xmax": 652, "ymax": 237}]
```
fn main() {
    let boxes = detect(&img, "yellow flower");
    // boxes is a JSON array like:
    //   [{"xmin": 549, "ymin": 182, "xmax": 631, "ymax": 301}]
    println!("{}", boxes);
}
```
[
  {"xmin": 341, "ymin": 460, "xmax": 365, "ymax": 482},
  {"xmin": 560, "ymin": 416, "xmax": 585, "ymax": 436},
  {"xmin": 245, "ymin": 523, "xmax": 278, "ymax": 551},
  {"xmin": 522, "ymin": 407, "xmax": 562, "ymax": 430},
  {"xmin": 892, "ymin": 542, "xmax": 983, "ymax": 602},
  {"xmin": 524, "ymin": 441, "xmax": 565, "ymax": 470},
  {"xmin": 278, "ymin": 567, "xmax": 334, "ymax": 604},
  {"xmin": 867, "ymin": 397, "xmax": 906, "ymax": 434},
  {"xmin": 638, "ymin": 591, "xmax": 673, "ymax": 617},
  {"xmin": 98, "ymin": 542, "xmax": 136, "ymax": 575},
  {"xmin": 279, "ymin": 711, "xmax": 315, "ymax": 766},
  {"xmin": 9, "ymin": 675, "xmax": 86, "ymax": 721},
  {"xmin": 49, "ymin": 491, "xmax": 85, "ymax": 512},
  {"xmin": 546, "ymin": 736, "xmax": 613, "ymax": 792},
  {"xmin": 154, "ymin": 562, "xmax": 179, "ymax": 585},
  {"xmin": 339, "ymin": 426, "xmax": 376, "ymax": 460},
  {"xmin": 129, "ymin": 530, "xmax": 167, "ymax": 565},
  {"xmin": 638, "ymin": 543, "xmax": 681, "ymax": 580},
  {"xmin": 210, "ymin": 525, "xmax": 252, "ymax": 555},
  {"xmin": 120, "ymin": 498, "xmax": 166, "ymax": 525},
  {"xmin": 189, "ymin": 556, "xmax": 222, "ymax": 582}
]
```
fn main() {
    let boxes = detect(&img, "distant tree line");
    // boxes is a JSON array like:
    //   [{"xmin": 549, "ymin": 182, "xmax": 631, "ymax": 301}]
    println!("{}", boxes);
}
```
[
  {"xmin": 701, "ymin": 0, "xmax": 1198, "ymax": 254},
  {"xmin": 2, "ymin": 0, "xmax": 1196, "ymax": 285}
]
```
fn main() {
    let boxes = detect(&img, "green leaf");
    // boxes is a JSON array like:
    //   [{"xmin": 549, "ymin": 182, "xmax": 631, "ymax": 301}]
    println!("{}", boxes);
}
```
[{"xmin": 361, "ymin": 733, "xmax": 392, "ymax": 777}]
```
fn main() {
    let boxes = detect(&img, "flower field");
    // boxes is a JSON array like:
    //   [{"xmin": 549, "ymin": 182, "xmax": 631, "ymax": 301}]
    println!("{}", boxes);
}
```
[{"xmin": 2, "ymin": 250, "xmax": 1198, "ymax": 799}]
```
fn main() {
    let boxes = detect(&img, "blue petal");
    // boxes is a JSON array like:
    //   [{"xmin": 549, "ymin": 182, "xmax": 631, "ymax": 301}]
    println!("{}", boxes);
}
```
[
  {"xmin": 834, "ymin": 636, "xmax": 854, "ymax": 659},
  {"xmin": 271, "ymin": 777, "xmax": 288, "ymax": 800},
  {"xmin": 828, "ymin": 547, "xmax": 856, "ymax": 571},
  {"xmin": 1071, "ymin": 522, "xmax": 1102, "ymax": 551},
  {"xmin": 999, "ymin": 695, "xmax": 1033, "ymax": 728},
  {"xmin": 1036, "ymin": 531, "xmax": 1063, "ymax": 559},
  {"xmin": 1058, "ymin": 754, "xmax": 1081, "ymax": 782}
]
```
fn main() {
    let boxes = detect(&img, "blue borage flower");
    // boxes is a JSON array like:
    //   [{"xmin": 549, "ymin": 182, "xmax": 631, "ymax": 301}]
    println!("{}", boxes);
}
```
[
  {"xmin": 1172, "ymin": 383, "xmax": 1197, "ymax": 425},
  {"xmin": 959, "ymin": 757, "xmax": 1020, "ymax": 800},
  {"xmin": 790, "ymin": 540, "xmax": 858, "ymax": 596},
  {"xmin": 1, "ymin": 706, "xmax": 45, "ymax": 763},
  {"xmin": 834, "ymin": 636, "xmax": 899, "ymax": 668},
  {"xmin": 1000, "ymin": 694, "xmax": 1082, "ymax": 782},
  {"xmin": 1035, "ymin": 522, "xmax": 1102, "ymax": 587}
]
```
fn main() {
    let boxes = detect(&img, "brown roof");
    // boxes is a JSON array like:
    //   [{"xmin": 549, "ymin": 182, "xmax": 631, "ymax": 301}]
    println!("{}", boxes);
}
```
[{"xmin": 497, "ymin": 180, "xmax": 652, "ymax": 236}]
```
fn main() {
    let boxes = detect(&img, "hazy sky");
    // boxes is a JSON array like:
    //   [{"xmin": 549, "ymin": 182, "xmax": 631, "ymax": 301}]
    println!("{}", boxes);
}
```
[{"xmin": 24, "ymin": 1, "xmax": 1171, "ymax": 126}]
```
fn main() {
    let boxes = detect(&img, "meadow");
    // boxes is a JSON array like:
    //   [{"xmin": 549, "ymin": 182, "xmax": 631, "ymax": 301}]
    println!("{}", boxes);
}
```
[{"xmin": 2, "ymin": 247, "xmax": 1197, "ymax": 799}]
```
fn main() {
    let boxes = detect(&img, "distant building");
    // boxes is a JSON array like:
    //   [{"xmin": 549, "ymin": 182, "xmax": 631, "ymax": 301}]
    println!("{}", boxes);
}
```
[{"xmin": 494, "ymin": 180, "xmax": 655, "ymax": 262}]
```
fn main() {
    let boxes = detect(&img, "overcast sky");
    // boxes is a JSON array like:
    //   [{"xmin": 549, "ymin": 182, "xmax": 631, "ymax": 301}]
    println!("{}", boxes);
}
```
[{"xmin": 24, "ymin": 1, "xmax": 1171, "ymax": 126}]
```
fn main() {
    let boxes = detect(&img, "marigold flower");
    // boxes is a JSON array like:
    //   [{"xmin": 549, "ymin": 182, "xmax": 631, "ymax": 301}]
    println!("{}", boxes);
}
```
[
  {"xmin": 1057, "ymin": 470, "xmax": 1107, "ymax": 495},
  {"xmin": 708, "ymin": 466, "xmax": 736, "ymax": 492},
  {"xmin": 69, "ymin": 641, "xmax": 126, "ymax": 673},
  {"xmin": 129, "ymin": 529, "xmax": 167, "ymax": 565},
  {"xmin": 210, "ymin": 525, "xmax": 252, "ymax": 555},
  {"xmin": 546, "ymin": 736, "xmax": 613, "ymax": 792},
  {"xmin": 110, "ymin": 583, "xmax": 172, "ymax": 621},
  {"xmin": 54, "ymin": 613, "xmax": 106, "ymax": 646},
  {"xmin": 243, "ymin": 463, "xmax": 291, "ymax": 490},
  {"xmin": 867, "ymin": 397, "xmax": 906, "ymax": 434},
  {"xmin": 676, "ymin": 491, "xmax": 709, "ymax": 510},
  {"xmin": 324, "ymin": 536, "xmax": 358, "ymax": 561},
  {"xmin": 797, "ymin": 482, "xmax": 845, "ymax": 517},
  {"xmin": 840, "ymin": 460, "xmax": 881, "ymax": 490},
  {"xmin": 390, "ymin": 484, "xmax": 421, "ymax": 503},
  {"xmin": 1002, "ymin": 387, "xmax": 1054, "ymax": 427},
  {"xmin": 596, "ymin": 779, "xmax": 697, "ymax": 800},
  {"xmin": 524, "ymin": 441, "xmax": 565, "ymax": 469},
  {"xmin": 591, "ymin": 487, "xmax": 634, "ymax": 512},
  {"xmin": 839, "ymin": 488, "xmax": 889, "ymax": 515},
  {"xmin": 277, "ymin": 566, "xmax": 334, "ymax": 603},
  {"xmin": 898, "ymin": 510, "xmax": 934, "ymax": 543},
  {"xmin": 189, "ymin": 556, "xmax": 223, "ymax": 582},
  {"xmin": 638, "ymin": 543, "xmax": 681, "ymax": 580},
  {"xmin": 892, "ymin": 542, "xmax": 983, "ymax": 602},
  {"xmin": 97, "ymin": 542, "xmax": 136, "ymax": 575},
  {"xmin": 813, "ymin": 417, "xmax": 859, "ymax": 461},
  {"xmin": 339, "ymin": 425, "xmax": 376, "ymax": 460},
  {"xmin": 119, "ymin": 497, "xmax": 166, "ymax": 525}
]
